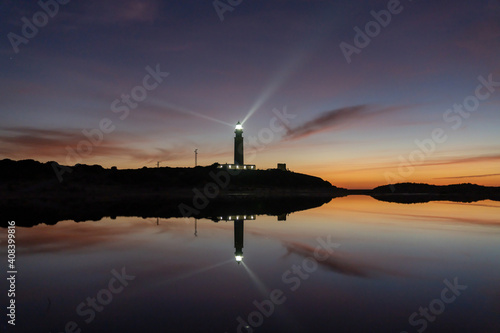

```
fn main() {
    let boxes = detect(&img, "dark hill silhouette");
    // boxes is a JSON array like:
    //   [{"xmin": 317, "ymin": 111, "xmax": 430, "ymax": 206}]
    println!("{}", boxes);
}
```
[
  {"xmin": 0, "ymin": 159, "xmax": 344, "ymax": 227},
  {"xmin": 371, "ymin": 182, "xmax": 500, "ymax": 203},
  {"xmin": 0, "ymin": 158, "xmax": 343, "ymax": 195},
  {"xmin": 0, "ymin": 195, "xmax": 333, "ymax": 228}
]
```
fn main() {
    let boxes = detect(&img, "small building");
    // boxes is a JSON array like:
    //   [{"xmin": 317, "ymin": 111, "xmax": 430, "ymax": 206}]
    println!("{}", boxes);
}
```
[{"xmin": 277, "ymin": 163, "xmax": 287, "ymax": 171}]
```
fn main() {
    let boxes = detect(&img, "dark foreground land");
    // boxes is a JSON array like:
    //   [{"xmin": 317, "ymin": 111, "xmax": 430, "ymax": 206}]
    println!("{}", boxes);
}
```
[
  {"xmin": 1, "ymin": 159, "xmax": 499, "ymax": 227},
  {"xmin": 0, "ymin": 159, "xmax": 341, "ymax": 227}
]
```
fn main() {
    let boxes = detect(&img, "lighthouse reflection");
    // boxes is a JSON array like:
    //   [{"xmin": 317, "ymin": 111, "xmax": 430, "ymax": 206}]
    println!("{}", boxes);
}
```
[
  {"xmin": 189, "ymin": 196, "xmax": 331, "ymax": 264},
  {"xmin": 234, "ymin": 219, "xmax": 244, "ymax": 263},
  {"xmin": 213, "ymin": 215, "xmax": 257, "ymax": 263}
]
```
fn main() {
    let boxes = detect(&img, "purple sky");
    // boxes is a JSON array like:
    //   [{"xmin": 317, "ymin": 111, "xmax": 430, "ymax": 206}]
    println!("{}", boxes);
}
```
[{"xmin": 1, "ymin": 0, "xmax": 499, "ymax": 188}]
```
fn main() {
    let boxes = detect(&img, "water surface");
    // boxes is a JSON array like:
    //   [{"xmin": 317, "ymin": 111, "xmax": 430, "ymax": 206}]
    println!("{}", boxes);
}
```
[{"xmin": 5, "ymin": 196, "xmax": 500, "ymax": 332}]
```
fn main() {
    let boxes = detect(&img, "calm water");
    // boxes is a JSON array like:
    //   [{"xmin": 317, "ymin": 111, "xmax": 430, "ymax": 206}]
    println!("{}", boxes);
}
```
[{"xmin": 4, "ymin": 196, "xmax": 500, "ymax": 332}]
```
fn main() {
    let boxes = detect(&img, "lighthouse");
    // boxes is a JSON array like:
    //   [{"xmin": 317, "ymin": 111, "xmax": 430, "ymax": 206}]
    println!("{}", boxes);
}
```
[
  {"xmin": 217, "ymin": 122, "xmax": 255, "ymax": 170},
  {"xmin": 234, "ymin": 122, "xmax": 244, "ymax": 165}
]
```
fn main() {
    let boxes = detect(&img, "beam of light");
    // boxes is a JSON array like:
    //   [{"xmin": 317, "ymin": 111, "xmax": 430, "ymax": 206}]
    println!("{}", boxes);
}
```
[
  {"xmin": 241, "ymin": 261, "xmax": 298, "ymax": 331},
  {"xmin": 241, "ymin": 261, "xmax": 269, "ymax": 298},
  {"xmin": 241, "ymin": 52, "xmax": 305, "ymax": 125},
  {"xmin": 148, "ymin": 98, "xmax": 233, "ymax": 127},
  {"xmin": 158, "ymin": 259, "xmax": 233, "ymax": 286},
  {"xmin": 242, "ymin": 9, "xmax": 341, "ymax": 126}
]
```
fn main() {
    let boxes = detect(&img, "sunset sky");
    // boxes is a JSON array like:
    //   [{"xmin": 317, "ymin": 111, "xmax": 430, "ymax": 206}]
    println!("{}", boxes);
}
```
[{"xmin": 1, "ymin": 0, "xmax": 499, "ymax": 188}]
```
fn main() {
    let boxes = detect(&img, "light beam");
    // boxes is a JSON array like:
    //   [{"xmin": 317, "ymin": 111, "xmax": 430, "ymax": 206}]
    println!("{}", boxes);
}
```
[
  {"xmin": 241, "ymin": 50, "xmax": 307, "ymax": 125},
  {"xmin": 149, "ymin": 98, "xmax": 233, "ymax": 127}
]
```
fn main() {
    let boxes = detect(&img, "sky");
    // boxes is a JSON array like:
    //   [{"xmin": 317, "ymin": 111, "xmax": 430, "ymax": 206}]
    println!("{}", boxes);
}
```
[{"xmin": 0, "ymin": 0, "xmax": 499, "ymax": 189}]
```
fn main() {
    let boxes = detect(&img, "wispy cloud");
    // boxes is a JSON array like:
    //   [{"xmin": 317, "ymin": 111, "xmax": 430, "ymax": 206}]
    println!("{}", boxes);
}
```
[
  {"xmin": 0, "ymin": 127, "xmax": 191, "ymax": 165},
  {"xmin": 335, "ymin": 154, "xmax": 500, "ymax": 174},
  {"xmin": 283, "ymin": 241, "xmax": 410, "ymax": 278},
  {"xmin": 435, "ymin": 173, "xmax": 500, "ymax": 180},
  {"xmin": 81, "ymin": 0, "xmax": 161, "ymax": 24},
  {"xmin": 282, "ymin": 105, "xmax": 406, "ymax": 141},
  {"xmin": 454, "ymin": 1, "xmax": 500, "ymax": 59},
  {"xmin": 421, "ymin": 155, "xmax": 500, "ymax": 168}
]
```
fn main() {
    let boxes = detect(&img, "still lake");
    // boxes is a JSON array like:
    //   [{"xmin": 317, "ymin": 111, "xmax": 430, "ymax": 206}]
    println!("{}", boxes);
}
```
[{"xmin": 6, "ymin": 195, "xmax": 500, "ymax": 332}]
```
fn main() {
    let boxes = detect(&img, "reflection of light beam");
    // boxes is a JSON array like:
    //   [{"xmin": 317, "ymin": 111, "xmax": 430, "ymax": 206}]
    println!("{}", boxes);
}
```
[
  {"xmin": 241, "ymin": 51, "xmax": 307, "ymax": 125},
  {"xmin": 159, "ymin": 259, "xmax": 233, "ymax": 285},
  {"xmin": 242, "ymin": 261, "xmax": 269, "ymax": 298},
  {"xmin": 149, "ymin": 98, "xmax": 233, "ymax": 127},
  {"xmin": 243, "ymin": 262, "xmax": 300, "ymax": 331}
]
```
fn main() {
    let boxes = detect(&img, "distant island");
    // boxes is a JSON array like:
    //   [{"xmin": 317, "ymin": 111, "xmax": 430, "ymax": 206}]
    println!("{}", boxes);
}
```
[
  {"xmin": 371, "ymin": 182, "xmax": 500, "ymax": 203},
  {"xmin": 1, "ymin": 159, "xmax": 499, "ymax": 227}
]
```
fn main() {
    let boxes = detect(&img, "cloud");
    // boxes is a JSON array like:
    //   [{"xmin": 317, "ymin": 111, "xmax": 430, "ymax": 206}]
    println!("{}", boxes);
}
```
[
  {"xmin": 81, "ymin": 0, "xmax": 161, "ymax": 24},
  {"xmin": 358, "ymin": 209, "xmax": 500, "ymax": 228},
  {"xmin": 46, "ymin": 0, "xmax": 161, "ymax": 29},
  {"xmin": 0, "ymin": 127, "xmax": 191, "ymax": 165},
  {"xmin": 435, "ymin": 173, "xmax": 500, "ymax": 180},
  {"xmin": 15, "ymin": 217, "xmax": 199, "ymax": 254},
  {"xmin": 17, "ymin": 221, "xmax": 141, "ymax": 254},
  {"xmin": 0, "ymin": 127, "xmax": 82, "ymax": 157},
  {"xmin": 282, "ymin": 105, "xmax": 404, "ymax": 141},
  {"xmin": 454, "ymin": 1, "xmax": 500, "ymax": 58},
  {"xmin": 398, "ymin": 213, "xmax": 500, "ymax": 228},
  {"xmin": 282, "ymin": 240, "xmax": 410, "ymax": 278},
  {"xmin": 421, "ymin": 155, "xmax": 500, "ymax": 168},
  {"xmin": 337, "ymin": 154, "xmax": 500, "ymax": 175}
]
